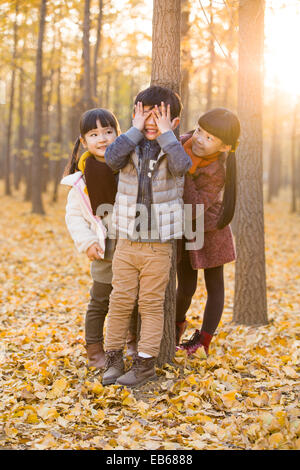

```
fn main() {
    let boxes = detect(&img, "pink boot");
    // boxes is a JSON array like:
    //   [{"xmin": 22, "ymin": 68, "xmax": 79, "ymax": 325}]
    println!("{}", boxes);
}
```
[{"xmin": 178, "ymin": 329, "xmax": 212, "ymax": 356}]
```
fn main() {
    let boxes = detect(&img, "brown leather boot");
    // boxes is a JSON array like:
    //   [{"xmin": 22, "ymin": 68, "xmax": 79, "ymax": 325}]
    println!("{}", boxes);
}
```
[
  {"xmin": 102, "ymin": 349, "xmax": 125, "ymax": 386},
  {"xmin": 116, "ymin": 354, "xmax": 157, "ymax": 388},
  {"xmin": 85, "ymin": 343, "xmax": 105, "ymax": 369}
]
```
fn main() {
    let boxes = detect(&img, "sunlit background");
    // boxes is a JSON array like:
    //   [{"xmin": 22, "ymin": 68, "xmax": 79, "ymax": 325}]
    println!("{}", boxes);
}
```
[
  {"xmin": 264, "ymin": 0, "xmax": 300, "ymax": 99},
  {"xmin": 0, "ymin": 0, "xmax": 299, "ymax": 195}
]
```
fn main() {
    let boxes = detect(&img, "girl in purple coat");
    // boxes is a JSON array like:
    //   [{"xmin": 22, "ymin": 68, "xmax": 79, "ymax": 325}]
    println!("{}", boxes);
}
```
[{"xmin": 176, "ymin": 108, "xmax": 240, "ymax": 356}]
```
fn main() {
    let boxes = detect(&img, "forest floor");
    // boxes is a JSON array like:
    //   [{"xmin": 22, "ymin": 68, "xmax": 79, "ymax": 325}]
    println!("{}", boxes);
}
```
[{"xmin": 0, "ymin": 185, "xmax": 299, "ymax": 450}]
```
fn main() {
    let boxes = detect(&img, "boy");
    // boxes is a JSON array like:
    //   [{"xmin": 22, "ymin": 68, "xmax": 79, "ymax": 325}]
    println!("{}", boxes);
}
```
[{"xmin": 103, "ymin": 86, "xmax": 192, "ymax": 387}]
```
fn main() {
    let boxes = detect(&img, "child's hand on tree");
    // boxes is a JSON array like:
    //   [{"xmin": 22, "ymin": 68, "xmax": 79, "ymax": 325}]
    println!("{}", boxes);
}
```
[
  {"xmin": 86, "ymin": 243, "xmax": 103, "ymax": 261},
  {"xmin": 152, "ymin": 102, "xmax": 173, "ymax": 134},
  {"xmin": 132, "ymin": 101, "xmax": 148, "ymax": 131}
]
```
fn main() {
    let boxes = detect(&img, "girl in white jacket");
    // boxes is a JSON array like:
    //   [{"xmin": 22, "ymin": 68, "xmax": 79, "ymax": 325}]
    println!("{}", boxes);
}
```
[{"xmin": 61, "ymin": 108, "xmax": 137, "ymax": 369}]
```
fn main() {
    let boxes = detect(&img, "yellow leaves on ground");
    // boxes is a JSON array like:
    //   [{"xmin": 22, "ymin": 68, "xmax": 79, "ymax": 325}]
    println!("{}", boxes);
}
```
[
  {"xmin": 282, "ymin": 366, "xmax": 298, "ymax": 379},
  {"xmin": 46, "ymin": 378, "xmax": 68, "ymax": 399},
  {"xmin": 0, "ymin": 189, "xmax": 299, "ymax": 450},
  {"xmin": 220, "ymin": 390, "xmax": 238, "ymax": 408}
]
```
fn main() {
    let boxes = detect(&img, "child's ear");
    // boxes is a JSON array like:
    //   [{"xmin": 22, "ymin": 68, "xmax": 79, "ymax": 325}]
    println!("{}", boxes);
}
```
[
  {"xmin": 171, "ymin": 117, "xmax": 180, "ymax": 130},
  {"xmin": 80, "ymin": 136, "xmax": 87, "ymax": 148}
]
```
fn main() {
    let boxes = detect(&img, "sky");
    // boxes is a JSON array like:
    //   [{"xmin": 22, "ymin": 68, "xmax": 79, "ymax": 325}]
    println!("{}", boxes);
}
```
[
  {"xmin": 114, "ymin": 0, "xmax": 300, "ymax": 98},
  {"xmin": 264, "ymin": 0, "xmax": 300, "ymax": 98}
]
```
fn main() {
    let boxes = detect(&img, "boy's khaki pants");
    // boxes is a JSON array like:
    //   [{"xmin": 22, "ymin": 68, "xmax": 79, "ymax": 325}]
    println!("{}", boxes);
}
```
[{"xmin": 105, "ymin": 239, "xmax": 172, "ymax": 357}]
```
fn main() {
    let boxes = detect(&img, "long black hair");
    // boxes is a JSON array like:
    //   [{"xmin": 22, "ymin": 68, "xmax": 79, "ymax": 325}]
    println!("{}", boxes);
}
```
[
  {"xmin": 198, "ymin": 107, "xmax": 240, "ymax": 229},
  {"xmin": 64, "ymin": 108, "xmax": 121, "ymax": 176}
]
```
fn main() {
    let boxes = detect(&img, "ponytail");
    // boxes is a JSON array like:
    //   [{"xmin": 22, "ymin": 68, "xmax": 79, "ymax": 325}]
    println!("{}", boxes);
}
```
[
  {"xmin": 63, "ymin": 137, "xmax": 81, "ymax": 176},
  {"xmin": 217, "ymin": 150, "xmax": 236, "ymax": 229}
]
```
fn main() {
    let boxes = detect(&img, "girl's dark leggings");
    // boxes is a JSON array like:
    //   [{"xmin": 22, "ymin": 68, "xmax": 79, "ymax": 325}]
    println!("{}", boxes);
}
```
[
  {"xmin": 85, "ymin": 281, "xmax": 138, "ymax": 344},
  {"xmin": 85, "ymin": 281, "xmax": 112, "ymax": 344},
  {"xmin": 176, "ymin": 249, "xmax": 224, "ymax": 335}
]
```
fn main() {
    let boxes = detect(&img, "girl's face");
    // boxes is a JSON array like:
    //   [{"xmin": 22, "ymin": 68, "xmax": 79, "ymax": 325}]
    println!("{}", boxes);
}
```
[
  {"xmin": 192, "ymin": 125, "xmax": 230, "ymax": 157},
  {"xmin": 81, "ymin": 120, "xmax": 117, "ymax": 158}
]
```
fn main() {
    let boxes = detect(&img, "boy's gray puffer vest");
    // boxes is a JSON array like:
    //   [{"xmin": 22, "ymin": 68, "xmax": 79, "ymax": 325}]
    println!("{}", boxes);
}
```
[{"xmin": 112, "ymin": 149, "xmax": 185, "ymax": 241}]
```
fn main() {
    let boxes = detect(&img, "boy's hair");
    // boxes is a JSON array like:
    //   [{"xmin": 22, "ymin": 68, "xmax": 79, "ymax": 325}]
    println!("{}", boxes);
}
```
[
  {"xmin": 134, "ymin": 85, "xmax": 183, "ymax": 120},
  {"xmin": 64, "ymin": 108, "xmax": 121, "ymax": 176},
  {"xmin": 197, "ymin": 107, "xmax": 240, "ymax": 230}
]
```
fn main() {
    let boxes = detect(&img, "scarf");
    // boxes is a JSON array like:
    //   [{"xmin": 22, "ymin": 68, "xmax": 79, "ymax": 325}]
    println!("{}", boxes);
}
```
[
  {"xmin": 183, "ymin": 137, "xmax": 221, "ymax": 175},
  {"xmin": 78, "ymin": 151, "xmax": 118, "ymax": 215}
]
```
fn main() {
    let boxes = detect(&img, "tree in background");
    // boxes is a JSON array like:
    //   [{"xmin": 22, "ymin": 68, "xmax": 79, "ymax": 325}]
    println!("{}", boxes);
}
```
[
  {"xmin": 267, "ymin": 79, "xmax": 282, "ymax": 203},
  {"xmin": 180, "ymin": 0, "xmax": 192, "ymax": 133},
  {"xmin": 291, "ymin": 97, "xmax": 299, "ymax": 213},
  {"xmin": 233, "ymin": 0, "xmax": 268, "ymax": 325},
  {"xmin": 205, "ymin": 0, "xmax": 215, "ymax": 111},
  {"xmin": 32, "ymin": 0, "xmax": 47, "ymax": 214},
  {"xmin": 0, "ymin": 0, "xmax": 297, "ymax": 222},
  {"xmin": 151, "ymin": 0, "xmax": 181, "ymax": 367},
  {"xmin": 82, "ymin": 0, "xmax": 93, "ymax": 110},
  {"xmin": 93, "ymin": 0, "xmax": 103, "ymax": 101},
  {"xmin": 4, "ymin": 0, "xmax": 19, "ymax": 196}
]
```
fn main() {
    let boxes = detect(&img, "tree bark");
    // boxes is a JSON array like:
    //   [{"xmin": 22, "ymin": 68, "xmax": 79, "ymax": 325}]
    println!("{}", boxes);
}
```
[
  {"xmin": 83, "ymin": 0, "xmax": 93, "ymax": 109},
  {"xmin": 15, "ymin": 66, "xmax": 25, "ymax": 190},
  {"xmin": 151, "ymin": 0, "xmax": 181, "ymax": 93},
  {"xmin": 180, "ymin": 0, "xmax": 192, "ymax": 133},
  {"xmin": 151, "ymin": 0, "xmax": 181, "ymax": 367},
  {"xmin": 206, "ymin": 0, "xmax": 215, "ymax": 111},
  {"xmin": 32, "ymin": 0, "xmax": 47, "ymax": 214},
  {"xmin": 105, "ymin": 73, "xmax": 111, "ymax": 109},
  {"xmin": 93, "ymin": 0, "xmax": 103, "ymax": 101},
  {"xmin": 291, "ymin": 99, "xmax": 299, "ymax": 213},
  {"xmin": 42, "ymin": 28, "xmax": 56, "ymax": 194},
  {"xmin": 233, "ymin": 0, "xmax": 268, "ymax": 326},
  {"xmin": 5, "ymin": 0, "xmax": 19, "ymax": 196},
  {"xmin": 267, "ymin": 83, "xmax": 281, "ymax": 203},
  {"xmin": 297, "ymin": 142, "xmax": 300, "ymax": 204},
  {"xmin": 52, "ymin": 49, "xmax": 63, "ymax": 203}
]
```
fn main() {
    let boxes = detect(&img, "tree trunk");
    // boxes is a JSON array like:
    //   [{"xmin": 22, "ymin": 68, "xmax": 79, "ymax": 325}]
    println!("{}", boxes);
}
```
[
  {"xmin": 151, "ymin": 0, "xmax": 181, "ymax": 367},
  {"xmin": 291, "ymin": 99, "xmax": 299, "ymax": 212},
  {"xmin": 297, "ymin": 142, "xmax": 300, "ymax": 204},
  {"xmin": 42, "ymin": 29, "xmax": 56, "ymax": 194},
  {"xmin": 53, "ymin": 52, "xmax": 63, "ymax": 203},
  {"xmin": 233, "ymin": 0, "xmax": 268, "ymax": 325},
  {"xmin": 25, "ymin": 158, "xmax": 32, "ymax": 201},
  {"xmin": 206, "ymin": 0, "xmax": 215, "ymax": 111},
  {"xmin": 32, "ymin": 0, "xmax": 47, "ymax": 214},
  {"xmin": 180, "ymin": 0, "xmax": 192, "ymax": 133},
  {"xmin": 267, "ymin": 83, "xmax": 281, "ymax": 203},
  {"xmin": 93, "ymin": 0, "xmax": 103, "ymax": 101},
  {"xmin": 15, "ymin": 66, "xmax": 25, "ymax": 190},
  {"xmin": 83, "ymin": 0, "xmax": 93, "ymax": 109},
  {"xmin": 151, "ymin": 0, "xmax": 181, "ymax": 92},
  {"xmin": 128, "ymin": 76, "xmax": 135, "ymax": 128},
  {"xmin": 105, "ymin": 73, "xmax": 111, "ymax": 109},
  {"xmin": 5, "ymin": 0, "xmax": 19, "ymax": 196}
]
